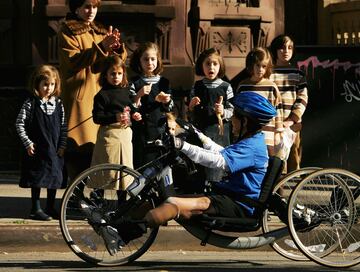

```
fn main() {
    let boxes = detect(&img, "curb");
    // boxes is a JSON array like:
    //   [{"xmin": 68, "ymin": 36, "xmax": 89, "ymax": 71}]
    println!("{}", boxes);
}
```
[{"xmin": 0, "ymin": 219, "xmax": 271, "ymax": 254}]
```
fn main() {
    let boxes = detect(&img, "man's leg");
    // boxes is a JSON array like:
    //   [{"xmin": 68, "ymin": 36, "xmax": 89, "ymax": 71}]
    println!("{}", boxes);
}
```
[
  {"xmin": 144, "ymin": 196, "xmax": 211, "ymax": 227},
  {"xmin": 167, "ymin": 196, "xmax": 211, "ymax": 213}
]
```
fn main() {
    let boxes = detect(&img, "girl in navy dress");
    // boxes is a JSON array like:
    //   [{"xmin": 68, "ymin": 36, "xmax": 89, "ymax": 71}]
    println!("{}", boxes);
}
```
[
  {"xmin": 15, "ymin": 65, "xmax": 67, "ymax": 220},
  {"xmin": 188, "ymin": 48, "xmax": 234, "ymax": 182}
]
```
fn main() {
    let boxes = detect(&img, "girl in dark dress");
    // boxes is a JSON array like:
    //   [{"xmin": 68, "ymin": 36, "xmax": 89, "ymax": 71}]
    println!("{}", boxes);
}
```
[
  {"xmin": 15, "ymin": 65, "xmax": 67, "ymax": 221},
  {"xmin": 188, "ymin": 48, "xmax": 234, "ymax": 182},
  {"xmin": 129, "ymin": 42, "xmax": 174, "ymax": 169}
]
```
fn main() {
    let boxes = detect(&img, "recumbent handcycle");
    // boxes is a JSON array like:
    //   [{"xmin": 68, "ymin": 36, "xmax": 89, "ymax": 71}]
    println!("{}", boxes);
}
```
[{"xmin": 60, "ymin": 129, "xmax": 360, "ymax": 268}]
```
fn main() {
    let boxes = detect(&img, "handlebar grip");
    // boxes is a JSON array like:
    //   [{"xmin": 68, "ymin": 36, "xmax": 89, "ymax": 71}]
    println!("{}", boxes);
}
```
[{"xmin": 145, "ymin": 139, "xmax": 163, "ymax": 148}]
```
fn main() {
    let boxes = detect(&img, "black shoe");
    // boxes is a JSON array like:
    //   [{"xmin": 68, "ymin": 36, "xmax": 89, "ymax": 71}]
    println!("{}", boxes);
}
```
[
  {"xmin": 89, "ymin": 190, "xmax": 106, "ymax": 207},
  {"xmin": 29, "ymin": 210, "xmax": 52, "ymax": 221},
  {"xmin": 100, "ymin": 225, "xmax": 125, "ymax": 256},
  {"xmin": 79, "ymin": 200, "xmax": 104, "ymax": 224},
  {"xmin": 293, "ymin": 204, "xmax": 320, "ymax": 232},
  {"xmin": 45, "ymin": 208, "xmax": 60, "ymax": 220}
]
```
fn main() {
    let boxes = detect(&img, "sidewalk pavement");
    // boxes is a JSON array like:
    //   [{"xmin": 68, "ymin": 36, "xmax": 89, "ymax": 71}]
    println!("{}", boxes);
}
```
[{"xmin": 0, "ymin": 172, "xmax": 272, "ymax": 254}]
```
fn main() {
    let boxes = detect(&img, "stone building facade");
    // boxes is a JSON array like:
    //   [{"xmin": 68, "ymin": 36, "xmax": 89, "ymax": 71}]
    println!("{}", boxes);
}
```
[{"xmin": 318, "ymin": 0, "xmax": 360, "ymax": 45}]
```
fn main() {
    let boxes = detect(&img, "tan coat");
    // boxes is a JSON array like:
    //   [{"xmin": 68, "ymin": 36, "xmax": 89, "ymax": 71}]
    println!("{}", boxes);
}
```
[{"xmin": 58, "ymin": 20, "xmax": 128, "ymax": 150}]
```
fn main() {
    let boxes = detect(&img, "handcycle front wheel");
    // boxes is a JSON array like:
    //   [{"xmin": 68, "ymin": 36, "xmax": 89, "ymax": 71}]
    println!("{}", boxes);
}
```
[
  {"xmin": 59, "ymin": 163, "xmax": 158, "ymax": 266},
  {"xmin": 287, "ymin": 168, "xmax": 360, "ymax": 268},
  {"xmin": 262, "ymin": 167, "xmax": 321, "ymax": 261}
]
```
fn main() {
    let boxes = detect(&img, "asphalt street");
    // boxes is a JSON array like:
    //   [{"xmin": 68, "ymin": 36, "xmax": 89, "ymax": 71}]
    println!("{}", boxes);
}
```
[{"xmin": 0, "ymin": 250, "xmax": 352, "ymax": 272}]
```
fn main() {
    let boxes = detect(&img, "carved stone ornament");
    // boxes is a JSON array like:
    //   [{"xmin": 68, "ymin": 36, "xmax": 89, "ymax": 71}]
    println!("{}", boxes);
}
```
[{"xmin": 210, "ymin": 26, "xmax": 251, "ymax": 57}]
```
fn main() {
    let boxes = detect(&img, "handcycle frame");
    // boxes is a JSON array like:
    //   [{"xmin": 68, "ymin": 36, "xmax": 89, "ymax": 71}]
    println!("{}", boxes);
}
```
[{"xmin": 59, "ymin": 133, "xmax": 360, "ymax": 268}]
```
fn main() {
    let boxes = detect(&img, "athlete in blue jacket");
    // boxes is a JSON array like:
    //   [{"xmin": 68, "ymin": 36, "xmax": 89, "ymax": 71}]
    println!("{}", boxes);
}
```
[{"xmin": 145, "ymin": 91, "xmax": 277, "ymax": 225}]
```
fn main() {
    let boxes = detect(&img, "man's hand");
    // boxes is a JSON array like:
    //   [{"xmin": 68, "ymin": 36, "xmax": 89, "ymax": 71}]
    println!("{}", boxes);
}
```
[
  {"xmin": 175, "ymin": 118, "xmax": 211, "ymax": 144},
  {"xmin": 175, "ymin": 118, "xmax": 197, "ymax": 134},
  {"xmin": 173, "ymin": 136, "xmax": 184, "ymax": 150}
]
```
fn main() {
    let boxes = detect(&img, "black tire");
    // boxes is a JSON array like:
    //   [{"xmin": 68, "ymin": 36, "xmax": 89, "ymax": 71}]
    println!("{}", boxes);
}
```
[
  {"xmin": 59, "ymin": 163, "xmax": 158, "ymax": 266},
  {"xmin": 287, "ymin": 168, "xmax": 360, "ymax": 268}
]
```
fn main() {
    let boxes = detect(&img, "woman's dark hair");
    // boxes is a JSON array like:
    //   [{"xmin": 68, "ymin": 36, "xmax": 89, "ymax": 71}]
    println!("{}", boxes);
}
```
[
  {"xmin": 269, "ymin": 35, "xmax": 294, "ymax": 64},
  {"xmin": 67, "ymin": 0, "xmax": 101, "ymax": 16},
  {"xmin": 195, "ymin": 48, "xmax": 225, "ymax": 78},
  {"xmin": 245, "ymin": 47, "xmax": 273, "ymax": 79},
  {"xmin": 129, "ymin": 42, "xmax": 163, "ymax": 75},
  {"xmin": 99, "ymin": 55, "xmax": 128, "ymax": 87}
]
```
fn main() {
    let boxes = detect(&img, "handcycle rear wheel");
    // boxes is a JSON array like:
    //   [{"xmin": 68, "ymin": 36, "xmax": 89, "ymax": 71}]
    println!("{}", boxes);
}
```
[
  {"xmin": 287, "ymin": 168, "xmax": 360, "ymax": 268},
  {"xmin": 60, "ymin": 163, "xmax": 158, "ymax": 266},
  {"xmin": 262, "ymin": 167, "xmax": 321, "ymax": 261}
]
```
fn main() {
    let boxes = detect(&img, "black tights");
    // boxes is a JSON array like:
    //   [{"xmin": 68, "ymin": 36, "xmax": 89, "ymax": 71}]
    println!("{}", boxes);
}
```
[{"xmin": 31, "ymin": 188, "xmax": 57, "ymax": 212}]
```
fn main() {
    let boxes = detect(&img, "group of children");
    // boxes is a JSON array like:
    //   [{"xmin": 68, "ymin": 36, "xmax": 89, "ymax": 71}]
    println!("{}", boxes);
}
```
[
  {"xmin": 15, "ymin": 42, "xmax": 174, "ymax": 220},
  {"xmin": 188, "ymin": 35, "xmax": 308, "ymax": 182},
  {"xmin": 15, "ymin": 34, "xmax": 308, "ymax": 221}
]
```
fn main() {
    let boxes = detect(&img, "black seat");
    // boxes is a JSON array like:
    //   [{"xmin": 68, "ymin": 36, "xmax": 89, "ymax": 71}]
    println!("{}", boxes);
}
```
[{"xmin": 195, "ymin": 156, "xmax": 284, "ymax": 232}]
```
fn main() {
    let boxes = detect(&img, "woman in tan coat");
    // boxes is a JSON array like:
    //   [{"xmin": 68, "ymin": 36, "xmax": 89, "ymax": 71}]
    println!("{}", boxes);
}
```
[{"xmin": 58, "ymin": 0, "xmax": 126, "ymax": 181}]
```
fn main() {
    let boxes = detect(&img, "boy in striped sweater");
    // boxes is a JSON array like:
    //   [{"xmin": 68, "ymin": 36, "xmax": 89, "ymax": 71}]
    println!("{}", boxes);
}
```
[
  {"xmin": 236, "ymin": 47, "xmax": 283, "ymax": 157},
  {"xmin": 269, "ymin": 35, "xmax": 308, "ymax": 173}
]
